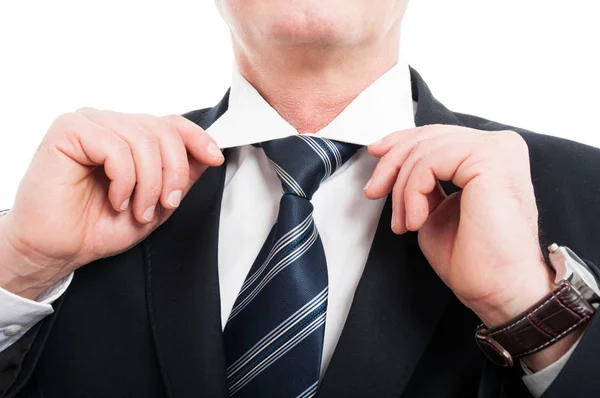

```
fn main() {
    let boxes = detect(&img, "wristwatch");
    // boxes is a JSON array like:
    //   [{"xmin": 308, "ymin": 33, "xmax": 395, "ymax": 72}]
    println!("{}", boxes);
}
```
[{"xmin": 475, "ymin": 243, "xmax": 599, "ymax": 367}]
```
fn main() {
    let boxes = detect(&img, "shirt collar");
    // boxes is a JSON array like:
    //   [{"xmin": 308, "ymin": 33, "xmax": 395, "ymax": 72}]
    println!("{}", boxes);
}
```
[{"xmin": 207, "ymin": 59, "xmax": 416, "ymax": 148}]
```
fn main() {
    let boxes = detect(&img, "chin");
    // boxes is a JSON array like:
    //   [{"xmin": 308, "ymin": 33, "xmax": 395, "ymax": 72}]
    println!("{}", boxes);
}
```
[
  {"xmin": 267, "ymin": 17, "xmax": 349, "ymax": 46},
  {"xmin": 238, "ymin": 0, "xmax": 362, "ymax": 46}
]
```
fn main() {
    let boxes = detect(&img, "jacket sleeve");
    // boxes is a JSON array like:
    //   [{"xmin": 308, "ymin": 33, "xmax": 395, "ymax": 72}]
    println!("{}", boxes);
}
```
[
  {"xmin": 0, "ymin": 274, "xmax": 72, "ymax": 354},
  {"xmin": 0, "ymin": 295, "xmax": 63, "ymax": 398}
]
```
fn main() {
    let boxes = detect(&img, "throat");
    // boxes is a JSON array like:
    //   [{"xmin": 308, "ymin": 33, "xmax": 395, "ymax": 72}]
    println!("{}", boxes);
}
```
[
  {"xmin": 233, "ymin": 40, "xmax": 401, "ymax": 134},
  {"xmin": 268, "ymin": 95, "xmax": 355, "ymax": 134}
]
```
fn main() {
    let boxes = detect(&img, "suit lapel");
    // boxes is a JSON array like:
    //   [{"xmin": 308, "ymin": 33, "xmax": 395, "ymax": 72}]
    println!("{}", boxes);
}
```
[
  {"xmin": 317, "ymin": 68, "xmax": 464, "ymax": 397},
  {"xmin": 144, "ymin": 94, "xmax": 231, "ymax": 398}
]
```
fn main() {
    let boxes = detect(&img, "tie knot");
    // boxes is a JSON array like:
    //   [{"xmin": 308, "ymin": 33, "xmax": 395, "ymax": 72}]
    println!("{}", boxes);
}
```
[{"xmin": 261, "ymin": 135, "xmax": 361, "ymax": 199}]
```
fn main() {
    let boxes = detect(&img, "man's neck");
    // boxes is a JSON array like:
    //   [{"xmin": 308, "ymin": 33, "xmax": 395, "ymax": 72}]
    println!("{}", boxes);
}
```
[{"xmin": 232, "ymin": 26, "xmax": 401, "ymax": 134}]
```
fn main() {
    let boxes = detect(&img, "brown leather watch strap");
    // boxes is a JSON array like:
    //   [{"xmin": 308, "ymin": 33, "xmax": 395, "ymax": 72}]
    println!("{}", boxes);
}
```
[{"xmin": 475, "ymin": 280, "xmax": 595, "ymax": 367}]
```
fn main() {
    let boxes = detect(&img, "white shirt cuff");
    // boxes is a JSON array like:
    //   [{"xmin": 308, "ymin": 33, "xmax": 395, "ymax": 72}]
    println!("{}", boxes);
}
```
[
  {"xmin": 521, "ymin": 333, "xmax": 582, "ymax": 397},
  {"xmin": 0, "ymin": 273, "xmax": 73, "ymax": 352}
]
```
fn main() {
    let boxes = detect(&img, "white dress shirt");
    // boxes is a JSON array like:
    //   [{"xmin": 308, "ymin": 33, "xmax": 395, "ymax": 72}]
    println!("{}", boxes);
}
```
[{"xmin": 0, "ymin": 61, "xmax": 576, "ymax": 397}]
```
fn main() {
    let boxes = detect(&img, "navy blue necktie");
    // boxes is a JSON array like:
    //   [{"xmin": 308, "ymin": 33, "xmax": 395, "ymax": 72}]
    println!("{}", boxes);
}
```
[{"xmin": 223, "ymin": 135, "xmax": 360, "ymax": 397}]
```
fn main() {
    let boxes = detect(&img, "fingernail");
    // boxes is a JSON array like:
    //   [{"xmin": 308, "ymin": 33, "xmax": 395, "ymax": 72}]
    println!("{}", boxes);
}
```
[
  {"xmin": 207, "ymin": 142, "xmax": 223, "ymax": 159},
  {"xmin": 391, "ymin": 211, "xmax": 396, "ymax": 230},
  {"xmin": 370, "ymin": 138, "xmax": 383, "ymax": 146},
  {"xmin": 143, "ymin": 205, "xmax": 156, "ymax": 222},
  {"xmin": 167, "ymin": 190, "xmax": 182, "ymax": 208},
  {"xmin": 120, "ymin": 198, "xmax": 130, "ymax": 211},
  {"xmin": 363, "ymin": 177, "xmax": 373, "ymax": 191}
]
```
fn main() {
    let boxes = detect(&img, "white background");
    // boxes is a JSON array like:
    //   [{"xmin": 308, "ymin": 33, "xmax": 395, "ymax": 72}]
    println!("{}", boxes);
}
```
[{"xmin": 0, "ymin": 0, "xmax": 598, "ymax": 208}]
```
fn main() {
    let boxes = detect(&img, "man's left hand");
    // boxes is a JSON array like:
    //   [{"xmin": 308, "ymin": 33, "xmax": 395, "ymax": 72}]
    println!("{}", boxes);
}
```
[{"xmin": 364, "ymin": 125, "xmax": 555, "ymax": 327}]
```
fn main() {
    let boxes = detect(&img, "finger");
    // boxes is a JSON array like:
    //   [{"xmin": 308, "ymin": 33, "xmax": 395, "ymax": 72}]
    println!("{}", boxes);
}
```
[
  {"xmin": 134, "ymin": 115, "xmax": 189, "ymax": 210},
  {"xmin": 364, "ymin": 143, "xmax": 411, "ymax": 200},
  {"xmin": 77, "ymin": 108, "xmax": 163, "ymax": 224},
  {"xmin": 56, "ymin": 112, "xmax": 136, "ymax": 212},
  {"xmin": 405, "ymin": 178, "xmax": 447, "ymax": 232},
  {"xmin": 390, "ymin": 138, "xmax": 439, "ymax": 234},
  {"xmin": 364, "ymin": 127, "xmax": 454, "ymax": 199},
  {"xmin": 163, "ymin": 115, "xmax": 224, "ymax": 169},
  {"xmin": 392, "ymin": 137, "xmax": 476, "ymax": 234},
  {"xmin": 187, "ymin": 156, "xmax": 211, "ymax": 186},
  {"xmin": 367, "ymin": 128, "xmax": 419, "ymax": 158},
  {"xmin": 367, "ymin": 124, "xmax": 452, "ymax": 158},
  {"xmin": 365, "ymin": 135, "xmax": 436, "ymax": 200}
]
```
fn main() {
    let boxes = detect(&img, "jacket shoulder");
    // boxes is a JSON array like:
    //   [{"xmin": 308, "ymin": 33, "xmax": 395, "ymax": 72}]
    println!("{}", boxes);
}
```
[{"xmin": 455, "ymin": 111, "xmax": 600, "ymax": 172}]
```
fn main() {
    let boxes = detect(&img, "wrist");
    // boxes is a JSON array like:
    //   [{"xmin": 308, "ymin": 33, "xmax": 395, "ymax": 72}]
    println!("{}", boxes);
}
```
[
  {"xmin": 0, "ymin": 214, "xmax": 64, "ymax": 299},
  {"xmin": 470, "ymin": 260, "xmax": 556, "ymax": 327}
]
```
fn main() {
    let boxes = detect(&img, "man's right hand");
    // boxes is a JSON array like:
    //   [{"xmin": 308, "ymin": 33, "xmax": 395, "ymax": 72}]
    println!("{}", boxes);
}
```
[{"xmin": 0, "ymin": 108, "xmax": 224, "ymax": 300}]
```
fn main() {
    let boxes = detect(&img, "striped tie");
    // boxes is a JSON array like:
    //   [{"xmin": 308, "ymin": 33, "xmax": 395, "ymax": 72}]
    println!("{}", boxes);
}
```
[{"xmin": 223, "ymin": 135, "xmax": 361, "ymax": 397}]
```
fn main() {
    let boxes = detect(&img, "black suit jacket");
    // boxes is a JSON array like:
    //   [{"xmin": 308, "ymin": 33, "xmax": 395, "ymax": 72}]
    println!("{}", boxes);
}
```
[{"xmin": 2, "ymin": 69, "xmax": 600, "ymax": 398}]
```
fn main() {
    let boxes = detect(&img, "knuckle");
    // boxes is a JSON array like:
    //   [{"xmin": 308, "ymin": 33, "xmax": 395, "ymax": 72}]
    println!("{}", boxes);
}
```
[
  {"xmin": 163, "ymin": 160, "xmax": 190, "ymax": 186},
  {"xmin": 380, "ymin": 151, "xmax": 399, "ymax": 170},
  {"xmin": 129, "ymin": 128, "xmax": 167, "ymax": 152},
  {"xmin": 411, "ymin": 139, "xmax": 430, "ymax": 156},
  {"xmin": 414, "ymin": 125, "xmax": 429, "ymax": 133},
  {"xmin": 136, "ymin": 132, "xmax": 160, "ymax": 149},
  {"xmin": 412, "ymin": 156, "xmax": 429, "ymax": 174},
  {"xmin": 133, "ymin": 113, "xmax": 154, "ymax": 120},
  {"xmin": 412, "ymin": 139, "xmax": 424, "ymax": 152},
  {"xmin": 170, "ymin": 163, "xmax": 190, "ymax": 180},
  {"xmin": 113, "ymin": 144, "xmax": 134, "ymax": 167},
  {"xmin": 74, "ymin": 106, "xmax": 96, "ymax": 115},
  {"xmin": 115, "ymin": 140, "xmax": 130, "ymax": 154},
  {"xmin": 121, "ymin": 172, "xmax": 137, "ymax": 187},
  {"xmin": 108, "ymin": 145, "xmax": 136, "ymax": 182},
  {"xmin": 502, "ymin": 129, "xmax": 524, "ymax": 142},
  {"xmin": 162, "ymin": 115, "xmax": 190, "ymax": 132},
  {"xmin": 112, "ymin": 136, "xmax": 130, "ymax": 153},
  {"xmin": 493, "ymin": 130, "xmax": 528, "ymax": 153},
  {"xmin": 47, "ymin": 113, "xmax": 89, "ymax": 144},
  {"xmin": 50, "ymin": 112, "xmax": 78, "ymax": 130},
  {"xmin": 162, "ymin": 114, "xmax": 183, "ymax": 124},
  {"xmin": 137, "ymin": 114, "xmax": 165, "ymax": 129},
  {"xmin": 424, "ymin": 124, "xmax": 444, "ymax": 134},
  {"xmin": 158, "ymin": 121, "xmax": 181, "ymax": 139},
  {"xmin": 145, "ymin": 182, "xmax": 162, "ymax": 198},
  {"xmin": 137, "ymin": 115, "xmax": 176, "ymax": 138}
]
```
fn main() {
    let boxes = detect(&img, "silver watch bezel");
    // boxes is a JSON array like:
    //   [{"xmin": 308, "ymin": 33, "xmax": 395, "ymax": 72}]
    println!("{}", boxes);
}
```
[{"xmin": 548, "ymin": 243, "xmax": 600, "ymax": 304}]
